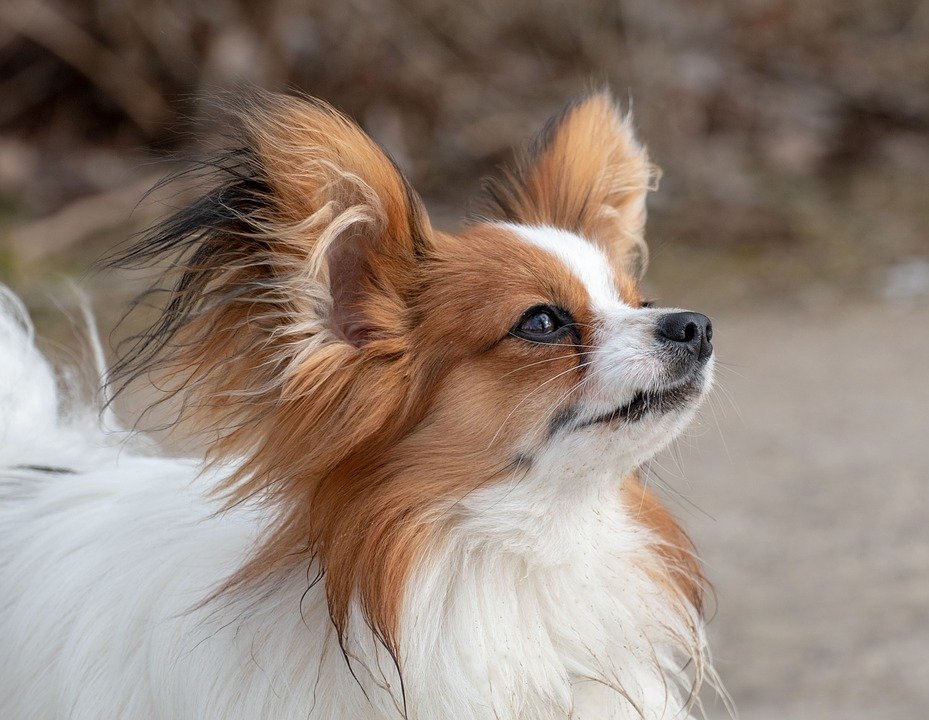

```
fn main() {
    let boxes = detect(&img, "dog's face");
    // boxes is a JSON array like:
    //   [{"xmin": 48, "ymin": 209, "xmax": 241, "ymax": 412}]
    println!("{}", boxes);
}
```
[{"xmin": 407, "ymin": 221, "xmax": 714, "ymax": 489}]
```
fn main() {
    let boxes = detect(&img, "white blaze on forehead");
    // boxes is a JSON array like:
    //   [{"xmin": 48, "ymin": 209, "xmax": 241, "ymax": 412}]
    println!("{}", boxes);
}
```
[{"xmin": 506, "ymin": 224, "xmax": 619, "ymax": 308}]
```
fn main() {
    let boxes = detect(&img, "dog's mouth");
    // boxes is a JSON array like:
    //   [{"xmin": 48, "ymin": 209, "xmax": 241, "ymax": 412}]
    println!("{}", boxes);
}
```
[{"xmin": 576, "ymin": 377, "xmax": 704, "ymax": 430}]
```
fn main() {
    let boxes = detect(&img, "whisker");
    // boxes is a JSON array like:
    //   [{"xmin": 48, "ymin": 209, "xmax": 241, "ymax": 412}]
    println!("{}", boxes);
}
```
[
  {"xmin": 642, "ymin": 462, "xmax": 716, "ymax": 522},
  {"xmin": 499, "ymin": 350, "xmax": 601, "ymax": 378},
  {"xmin": 704, "ymin": 392, "xmax": 732, "ymax": 463},
  {"xmin": 506, "ymin": 332, "xmax": 601, "ymax": 350},
  {"xmin": 710, "ymin": 377, "xmax": 742, "ymax": 420},
  {"xmin": 481, "ymin": 369, "xmax": 605, "ymax": 509},
  {"xmin": 443, "ymin": 365, "xmax": 604, "ymax": 519},
  {"xmin": 485, "ymin": 361, "xmax": 593, "ymax": 450}
]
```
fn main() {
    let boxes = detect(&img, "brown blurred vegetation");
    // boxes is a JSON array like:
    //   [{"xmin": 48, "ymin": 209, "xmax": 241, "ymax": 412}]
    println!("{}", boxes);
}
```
[{"xmin": 1, "ymin": 0, "xmax": 927, "ymax": 309}]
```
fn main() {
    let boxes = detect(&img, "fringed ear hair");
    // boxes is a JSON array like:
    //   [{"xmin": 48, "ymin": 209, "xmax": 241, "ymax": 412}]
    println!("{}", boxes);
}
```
[
  {"xmin": 241, "ymin": 95, "xmax": 433, "ymax": 347},
  {"xmin": 109, "ymin": 91, "xmax": 433, "ymax": 471},
  {"xmin": 480, "ymin": 90, "xmax": 657, "ymax": 280},
  {"xmin": 113, "ymin": 91, "xmax": 430, "ymax": 394}
]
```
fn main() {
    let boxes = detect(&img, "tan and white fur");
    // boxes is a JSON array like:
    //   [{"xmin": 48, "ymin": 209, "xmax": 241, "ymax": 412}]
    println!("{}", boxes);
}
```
[{"xmin": 0, "ymin": 91, "xmax": 722, "ymax": 719}]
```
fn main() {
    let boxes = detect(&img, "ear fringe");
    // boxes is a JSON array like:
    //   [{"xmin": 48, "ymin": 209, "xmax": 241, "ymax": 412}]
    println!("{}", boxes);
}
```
[
  {"xmin": 109, "ymin": 147, "xmax": 345, "ymax": 443},
  {"xmin": 111, "ymin": 94, "xmax": 428, "ymax": 449},
  {"xmin": 106, "ymin": 94, "xmax": 429, "ymax": 493}
]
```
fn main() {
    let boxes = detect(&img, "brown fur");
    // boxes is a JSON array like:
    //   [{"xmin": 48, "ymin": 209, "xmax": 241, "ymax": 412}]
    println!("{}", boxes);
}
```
[
  {"xmin": 113, "ymin": 91, "xmax": 699, "ymax": 659},
  {"xmin": 622, "ymin": 472, "xmax": 705, "ymax": 613}
]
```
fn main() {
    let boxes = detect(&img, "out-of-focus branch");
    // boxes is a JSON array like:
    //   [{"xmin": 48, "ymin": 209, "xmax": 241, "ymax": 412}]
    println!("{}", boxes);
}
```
[
  {"xmin": 0, "ymin": 0, "xmax": 170, "ymax": 135},
  {"xmin": 8, "ymin": 174, "xmax": 165, "ymax": 267}
]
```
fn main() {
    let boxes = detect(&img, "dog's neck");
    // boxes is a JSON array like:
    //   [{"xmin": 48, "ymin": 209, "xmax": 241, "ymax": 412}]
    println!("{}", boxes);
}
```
[{"xmin": 325, "ymin": 444, "xmax": 707, "ymax": 719}]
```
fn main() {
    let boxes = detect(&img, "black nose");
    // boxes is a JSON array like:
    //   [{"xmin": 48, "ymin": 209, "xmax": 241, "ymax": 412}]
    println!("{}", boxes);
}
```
[{"xmin": 656, "ymin": 312, "xmax": 713, "ymax": 361}]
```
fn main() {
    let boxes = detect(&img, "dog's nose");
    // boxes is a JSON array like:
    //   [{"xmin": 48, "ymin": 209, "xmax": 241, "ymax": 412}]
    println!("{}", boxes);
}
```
[{"xmin": 656, "ymin": 312, "xmax": 713, "ymax": 361}]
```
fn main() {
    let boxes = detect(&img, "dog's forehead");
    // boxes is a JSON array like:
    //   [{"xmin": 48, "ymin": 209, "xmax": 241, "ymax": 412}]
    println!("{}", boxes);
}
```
[
  {"xmin": 504, "ymin": 224, "xmax": 621, "ymax": 308},
  {"xmin": 430, "ymin": 222, "xmax": 641, "ymax": 323}
]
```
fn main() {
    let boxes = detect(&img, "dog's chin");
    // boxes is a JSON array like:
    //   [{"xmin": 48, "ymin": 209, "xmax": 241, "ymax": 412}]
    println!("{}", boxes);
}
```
[
  {"xmin": 568, "ymin": 367, "xmax": 713, "ymax": 465},
  {"xmin": 580, "ymin": 373, "xmax": 707, "ymax": 430}
]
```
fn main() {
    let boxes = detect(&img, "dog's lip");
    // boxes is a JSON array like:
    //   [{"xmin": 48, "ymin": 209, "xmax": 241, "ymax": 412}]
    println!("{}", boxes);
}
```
[{"xmin": 576, "ymin": 376, "xmax": 704, "ymax": 429}]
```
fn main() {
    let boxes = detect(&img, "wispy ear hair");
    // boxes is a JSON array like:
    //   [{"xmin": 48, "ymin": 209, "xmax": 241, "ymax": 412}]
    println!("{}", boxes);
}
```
[{"xmin": 108, "ymin": 91, "xmax": 433, "ymax": 448}]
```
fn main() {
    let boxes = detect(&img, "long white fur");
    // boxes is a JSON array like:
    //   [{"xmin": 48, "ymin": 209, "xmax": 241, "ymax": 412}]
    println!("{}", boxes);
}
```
[
  {"xmin": 0, "ymin": 226, "xmax": 715, "ymax": 720},
  {"xmin": 398, "ymin": 433, "xmax": 706, "ymax": 719}
]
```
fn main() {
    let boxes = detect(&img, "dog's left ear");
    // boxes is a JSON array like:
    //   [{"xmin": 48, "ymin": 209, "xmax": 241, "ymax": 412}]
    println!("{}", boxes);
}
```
[{"xmin": 481, "ymin": 90, "xmax": 657, "ymax": 279}]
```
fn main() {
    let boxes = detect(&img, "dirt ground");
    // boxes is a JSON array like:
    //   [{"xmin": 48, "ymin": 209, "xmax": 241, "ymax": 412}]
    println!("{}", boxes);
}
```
[{"xmin": 645, "ymin": 290, "xmax": 929, "ymax": 720}]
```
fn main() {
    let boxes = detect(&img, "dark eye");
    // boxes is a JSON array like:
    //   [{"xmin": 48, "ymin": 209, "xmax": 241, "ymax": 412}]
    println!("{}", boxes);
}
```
[
  {"xmin": 521, "ymin": 311, "xmax": 556, "ymax": 334},
  {"xmin": 640, "ymin": 299, "xmax": 656, "ymax": 308},
  {"xmin": 511, "ymin": 305, "xmax": 571, "ymax": 343}
]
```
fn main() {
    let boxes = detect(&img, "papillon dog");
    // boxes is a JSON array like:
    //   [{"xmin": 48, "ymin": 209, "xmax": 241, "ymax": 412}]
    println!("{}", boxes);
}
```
[{"xmin": 0, "ymin": 91, "xmax": 723, "ymax": 719}]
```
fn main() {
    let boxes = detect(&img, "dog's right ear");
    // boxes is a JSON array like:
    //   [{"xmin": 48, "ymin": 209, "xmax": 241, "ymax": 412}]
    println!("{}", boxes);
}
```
[
  {"xmin": 110, "ymin": 93, "xmax": 433, "ymax": 449},
  {"xmin": 115, "ymin": 93, "xmax": 432, "ymax": 362},
  {"xmin": 242, "ymin": 95, "xmax": 433, "ymax": 347}
]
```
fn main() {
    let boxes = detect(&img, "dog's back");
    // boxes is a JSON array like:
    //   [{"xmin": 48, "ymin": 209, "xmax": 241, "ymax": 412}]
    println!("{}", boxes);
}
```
[{"xmin": 0, "ymin": 291, "xmax": 353, "ymax": 719}]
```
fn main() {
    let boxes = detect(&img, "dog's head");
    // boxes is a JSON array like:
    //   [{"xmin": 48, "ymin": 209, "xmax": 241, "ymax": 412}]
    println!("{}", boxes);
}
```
[{"xmin": 115, "ymin": 90, "xmax": 713, "ymax": 648}]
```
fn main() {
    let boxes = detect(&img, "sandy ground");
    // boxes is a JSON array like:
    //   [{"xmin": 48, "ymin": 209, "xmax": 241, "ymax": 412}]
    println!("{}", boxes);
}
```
[{"xmin": 651, "ymin": 295, "xmax": 929, "ymax": 720}]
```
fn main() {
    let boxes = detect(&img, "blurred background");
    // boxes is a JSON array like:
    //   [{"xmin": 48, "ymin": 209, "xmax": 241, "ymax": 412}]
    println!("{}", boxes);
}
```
[{"xmin": 1, "ymin": 1, "xmax": 927, "ymax": 718}]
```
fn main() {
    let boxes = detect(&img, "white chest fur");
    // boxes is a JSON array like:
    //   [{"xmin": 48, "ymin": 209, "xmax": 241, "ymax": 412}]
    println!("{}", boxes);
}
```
[{"xmin": 0, "ymin": 447, "xmax": 704, "ymax": 720}]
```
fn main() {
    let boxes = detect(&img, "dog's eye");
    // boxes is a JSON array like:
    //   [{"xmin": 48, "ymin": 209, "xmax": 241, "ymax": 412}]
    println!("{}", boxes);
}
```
[
  {"xmin": 640, "ymin": 299, "xmax": 656, "ymax": 308},
  {"xmin": 522, "ymin": 311, "xmax": 556, "ymax": 334},
  {"xmin": 511, "ymin": 305, "xmax": 571, "ymax": 343}
]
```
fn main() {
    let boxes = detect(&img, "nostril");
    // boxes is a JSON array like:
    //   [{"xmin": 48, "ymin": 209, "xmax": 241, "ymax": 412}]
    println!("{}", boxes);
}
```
[{"xmin": 656, "ymin": 312, "xmax": 712, "ymax": 356}]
